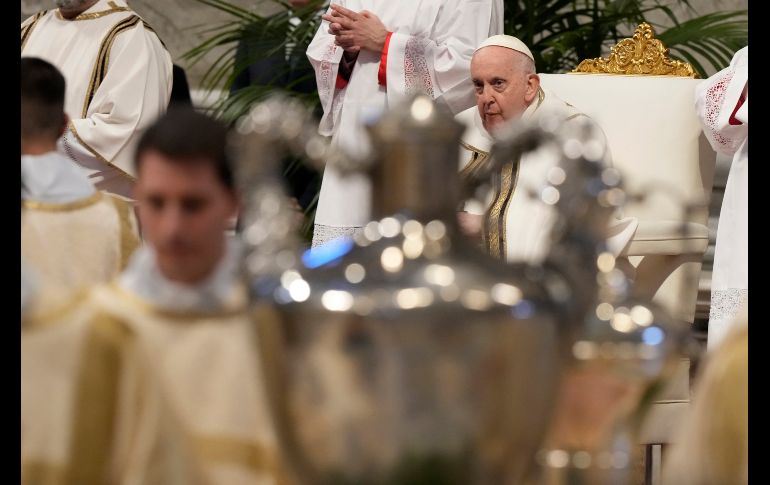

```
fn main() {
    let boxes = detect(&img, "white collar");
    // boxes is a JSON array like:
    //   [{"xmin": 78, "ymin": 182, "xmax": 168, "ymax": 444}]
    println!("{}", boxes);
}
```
[
  {"xmin": 21, "ymin": 151, "xmax": 96, "ymax": 204},
  {"xmin": 119, "ymin": 238, "xmax": 246, "ymax": 313}
]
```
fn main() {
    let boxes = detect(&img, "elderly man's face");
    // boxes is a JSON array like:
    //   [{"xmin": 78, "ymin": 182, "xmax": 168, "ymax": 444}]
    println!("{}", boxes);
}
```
[{"xmin": 471, "ymin": 46, "xmax": 540, "ymax": 133}]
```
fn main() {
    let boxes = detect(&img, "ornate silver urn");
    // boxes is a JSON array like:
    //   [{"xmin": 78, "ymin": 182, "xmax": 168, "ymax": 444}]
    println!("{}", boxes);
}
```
[
  {"xmin": 234, "ymin": 93, "xmax": 682, "ymax": 485},
  {"xmin": 237, "ymin": 95, "xmax": 576, "ymax": 485},
  {"xmin": 486, "ymin": 117, "xmax": 688, "ymax": 484}
]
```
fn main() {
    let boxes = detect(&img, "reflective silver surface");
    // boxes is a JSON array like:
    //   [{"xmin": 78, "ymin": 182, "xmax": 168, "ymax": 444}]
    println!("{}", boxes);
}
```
[
  {"xmin": 237, "ymin": 94, "xmax": 683, "ymax": 485},
  {"xmin": 232, "ymin": 95, "xmax": 358, "ymax": 288},
  {"xmin": 242, "ymin": 96, "xmax": 576, "ymax": 484},
  {"xmin": 264, "ymin": 218, "xmax": 565, "ymax": 485},
  {"xmin": 487, "ymin": 118, "xmax": 689, "ymax": 484}
]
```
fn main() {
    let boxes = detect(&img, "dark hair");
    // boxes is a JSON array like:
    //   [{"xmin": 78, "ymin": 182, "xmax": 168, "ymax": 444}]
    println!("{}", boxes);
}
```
[
  {"xmin": 21, "ymin": 57, "xmax": 66, "ymax": 140},
  {"xmin": 169, "ymin": 64, "xmax": 192, "ymax": 108},
  {"xmin": 134, "ymin": 108, "xmax": 234, "ymax": 191}
]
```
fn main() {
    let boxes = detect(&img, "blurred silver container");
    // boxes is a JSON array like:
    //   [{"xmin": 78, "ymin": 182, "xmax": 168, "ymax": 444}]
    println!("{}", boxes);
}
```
[{"xmin": 236, "ymin": 94, "xmax": 634, "ymax": 485}]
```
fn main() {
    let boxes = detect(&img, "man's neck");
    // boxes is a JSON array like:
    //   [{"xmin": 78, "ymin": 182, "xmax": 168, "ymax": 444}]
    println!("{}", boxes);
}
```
[
  {"xmin": 157, "ymin": 244, "xmax": 228, "ymax": 287},
  {"xmin": 21, "ymin": 140, "xmax": 58, "ymax": 157},
  {"xmin": 59, "ymin": 0, "xmax": 99, "ymax": 20}
]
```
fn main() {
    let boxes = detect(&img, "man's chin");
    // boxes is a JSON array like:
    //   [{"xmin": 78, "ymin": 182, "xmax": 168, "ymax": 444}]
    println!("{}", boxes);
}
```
[
  {"xmin": 483, "ymin": 115, "xmax": 503, "ymax": 133},
  {"xmin": 156, "ymin": 258, "xmax": 200, "ymax": 284},
  {"xmin": 156, "ymin": 252, "xmax": 195, "ymax": 271}
]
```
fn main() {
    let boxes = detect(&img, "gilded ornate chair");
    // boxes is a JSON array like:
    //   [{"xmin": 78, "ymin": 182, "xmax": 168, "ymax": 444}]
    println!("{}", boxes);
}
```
[{"xmin": 538, "ymin": 23, "xmax": 717, "ymax": 484}]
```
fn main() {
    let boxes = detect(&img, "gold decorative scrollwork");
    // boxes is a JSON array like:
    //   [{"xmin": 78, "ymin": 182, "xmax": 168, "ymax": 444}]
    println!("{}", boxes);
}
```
[{"xmin": 573, "ymin": 23, "xmax": 698, "ymax": 78}]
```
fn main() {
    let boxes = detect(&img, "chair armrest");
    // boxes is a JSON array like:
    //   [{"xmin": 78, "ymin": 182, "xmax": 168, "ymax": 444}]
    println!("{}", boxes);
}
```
[{"xmin": 621, "ymin": 220, "xmax": 709, "ymax": 257}]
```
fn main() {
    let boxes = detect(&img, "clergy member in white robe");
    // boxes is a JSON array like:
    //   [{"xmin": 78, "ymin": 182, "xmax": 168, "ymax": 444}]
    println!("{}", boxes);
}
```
[
  {"xmin": 695, "ymin": 46, "xmax": 748, "ymax": 350},
  {"xmin": 456, "ymin": 35, "xmax": 638, "ymax": 263},
  {"xmin": 21, "ymin": 0, "xmax": 173, "ymax": 199},
  {"xmin": 25, "ymin": 110, "xmax": 287, "ymax": 485},
  {"xmin": 21, "ymin": 57, "xmax": 140, "ymax": 298},
  {"xmin": 307, "ymin": 0, "xmax": 504, "ymax": 246},
  {"xmin": 69, "ymin": 239, "xmax": 286, "ymax": 484}
]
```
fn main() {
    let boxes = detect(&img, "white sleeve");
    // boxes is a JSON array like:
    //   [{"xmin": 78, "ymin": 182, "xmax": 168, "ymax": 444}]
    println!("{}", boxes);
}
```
[
  {"xmin": 694, "ymin": 46, "xmax": 748, "ymax": 156},
  {"xmin": 385, "ymin": 0, "xmax": 503, "ymax": 114},
  {"xmin": 306, "ymin": 2, "xmax": 346, "ymax": 136},
  {"xmin": 68, "ymin": 21, "xmax": 172, "ymax": 177}
]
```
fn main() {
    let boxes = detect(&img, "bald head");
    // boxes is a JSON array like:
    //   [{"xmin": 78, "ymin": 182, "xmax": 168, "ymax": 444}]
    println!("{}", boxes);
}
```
[{"xmin": 471, "ymin": 45, "xmax": 540, "ymax": 133}]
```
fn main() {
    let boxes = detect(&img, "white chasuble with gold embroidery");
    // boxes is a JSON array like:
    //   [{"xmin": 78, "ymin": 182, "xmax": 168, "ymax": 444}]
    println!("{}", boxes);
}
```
[
  {"xmin": 23, "ymin": 241, "xmax": 287, "ymax": 484},
  {"xmin": 61, "ymin": 241, "xmax": 284, "ymax": 484},
  {"xmin": 21, "ymin": 0, "xmax": 172, "ymax": 199},
  {"xmin": 22, "ymin": 288, "xmax": 203, "ymax": 485},
  {"xmin": 21, "ymin": 152, "xmax": 140, "ymax": 297}
]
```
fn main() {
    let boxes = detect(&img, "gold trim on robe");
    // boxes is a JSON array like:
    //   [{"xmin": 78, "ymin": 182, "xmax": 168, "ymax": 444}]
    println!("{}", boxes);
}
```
[
  {"xmin": 55, "ymin": 1, "xmax": 130, "ymax": 21},
  {"xmin": 22, "ymin": 288, "xmax": 90, "ymax": 330},
  {"xmin": 459, "ymin": 141, "xmax": 490, "ymax": 180},
  {"xmin": 82, "ymin": 14, "xmax": 142, "ymax": 119},
  {"xmin": 193, "ymin": 434, "xmax": 289, "ymax": 483},
  {"xmin": 65, "ymin": 313, "xmax": 136, "ymax": 484},
  {"xmin": 21, "ymin": 11, "xmax": 47, "ymax": 52},
  {"xmin": 81, "ymin": 14, "xmax": 166, "ymax": 118},
  {"xmin": 21, "ymin": 461, "xmax": 68, "ymax": 485},
  {"xmin": 90, "ymin": 285, "xmax": 282, "ymax": 481},
  {"xmin": 22, "ymin": 191, "xmax": 103, "ymax": 212},
  {"xmin": 484, "ymin": 158, "xmax": 520, "ymax": 259},
  {"xmin": 108, "ymin": 195, "xmax": 140, "ymax": 271},
  {"xmin": 68, "ymin": 121, "xmax": 136, "ymax": 180},
  {"xmin": 482, "ymin": 87, "xmax": 544, "ymax": 259}
]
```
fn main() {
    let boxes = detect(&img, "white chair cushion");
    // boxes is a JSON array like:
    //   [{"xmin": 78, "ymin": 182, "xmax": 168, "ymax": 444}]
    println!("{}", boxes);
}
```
[{"xmin": 538, "ymin": 74, "xmax": 715, "ymax": 228}]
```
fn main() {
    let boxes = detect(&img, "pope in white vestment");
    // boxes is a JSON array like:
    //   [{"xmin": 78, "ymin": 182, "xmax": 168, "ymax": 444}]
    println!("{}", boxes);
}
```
[
  {"xmin": 307, "ymin": 0, "xmax": 504, "ymax": 246},
  {"xmin": 695, "ymin": 46, "xmax": 748, "ymax": 350},
  {"xmin": 456, "ymin": 36, "xmax": 637, "ymax": 263},
  {"xmin": 21, "ymin": 0, "xmax": 173, "ymax": 199}
]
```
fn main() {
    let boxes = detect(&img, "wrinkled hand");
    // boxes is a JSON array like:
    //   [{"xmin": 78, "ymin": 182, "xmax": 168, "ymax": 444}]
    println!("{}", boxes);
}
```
[{"xmin": 322, "ymin": 4, "xmax": 388, "ymax": 54}]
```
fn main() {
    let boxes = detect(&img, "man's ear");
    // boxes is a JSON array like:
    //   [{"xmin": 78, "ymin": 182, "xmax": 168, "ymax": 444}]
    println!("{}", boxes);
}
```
[{"xmin": 524, "ymin": 73, "xmax": 541, "ymax": 104}]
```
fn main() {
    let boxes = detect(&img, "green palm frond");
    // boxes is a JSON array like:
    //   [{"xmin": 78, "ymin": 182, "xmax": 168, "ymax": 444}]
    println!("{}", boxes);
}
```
[
  {"xmin": 502, "ymin": 0, "xmax": 746, "ymax": 74},
  {"xmin": 657, "ymin": 11, "xmax": 748, "ymax": 77},
  {"xmin": 184, "ymin": 0, "xmax": 325, "ymax": 112}
]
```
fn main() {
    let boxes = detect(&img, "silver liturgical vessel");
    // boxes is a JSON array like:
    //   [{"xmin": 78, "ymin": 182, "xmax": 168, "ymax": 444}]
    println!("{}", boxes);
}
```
[{"xmin": 235, "ymin": 94, "xmax": 686, "ymax": 485}]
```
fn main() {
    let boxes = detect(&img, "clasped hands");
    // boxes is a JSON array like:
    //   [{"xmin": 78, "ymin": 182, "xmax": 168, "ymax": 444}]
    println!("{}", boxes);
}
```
[{"xmin": 322, "ymin": 4, "xmax": 388, "ymax": 58}]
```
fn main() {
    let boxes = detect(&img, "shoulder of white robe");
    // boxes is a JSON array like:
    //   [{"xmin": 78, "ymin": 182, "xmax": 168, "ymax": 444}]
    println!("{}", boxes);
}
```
[{"xmin": 21, "ymin": 9, "xmax": 50, "ymax": 51}]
